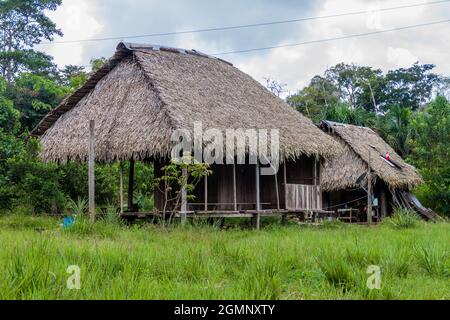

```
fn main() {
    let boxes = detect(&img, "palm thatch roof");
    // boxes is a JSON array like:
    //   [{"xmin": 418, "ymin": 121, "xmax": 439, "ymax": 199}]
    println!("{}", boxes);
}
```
[
  {"xmin": 320, "ymin": 121, "xmax": 423, "ymax": 192},
  {"xmin": 32, "ymin": 42, "xmax": 339, "ymax": 163}
]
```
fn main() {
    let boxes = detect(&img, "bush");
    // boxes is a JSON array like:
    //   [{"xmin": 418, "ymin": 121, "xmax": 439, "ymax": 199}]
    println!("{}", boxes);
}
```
[{"xmin": 384, "ymin": 207, "xmax": 420, "ymax": 229}]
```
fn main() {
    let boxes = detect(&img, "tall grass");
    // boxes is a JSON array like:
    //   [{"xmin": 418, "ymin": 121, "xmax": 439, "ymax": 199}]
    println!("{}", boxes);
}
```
[
  {"xmin": 384, "ymin": 207, "xmax": 421, "ymax": 229},
  {"xmin": 0, "ymin": 214, "xmax": 448, "ymax": 300}
]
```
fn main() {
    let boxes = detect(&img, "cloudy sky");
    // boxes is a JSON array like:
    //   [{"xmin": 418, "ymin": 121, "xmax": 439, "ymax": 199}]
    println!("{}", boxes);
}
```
[{"xmin": 37, "ymin": 0, "xmax": 450, "ymax": 94}]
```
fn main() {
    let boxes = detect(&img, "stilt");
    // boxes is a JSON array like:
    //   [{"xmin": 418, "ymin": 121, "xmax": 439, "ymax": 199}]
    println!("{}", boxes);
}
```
[
  {"xmin": 128, "ymin": 158, "xmax": 135, "ymax": 211},
  {"xmin": 233, "ymin": 163, "xmax": 237, "ymax": 212},
  {"xmin": 204, "ymin": 175, "xmax": 208, "ymax": 211},
  {"xmin": 119, "ymin": 162, "xmax": 124, "ymax": 214},
  {"xmin": 282, "ymin": 161, "xmax": 288, "ymax": 224},
  {"xmin": 88, "ymin": 120, "xmax": 95, "ymax": 221},
  {"xmin": 181, "ymin": 168, "xmax": 187, "ymax": 225},
  {"xmin": 255, "ymin": 162, "xmax": 261, "ymax": 230},
  {"xmin": 367, "ymin": 152, "xmax": 373, "ymax": 224},
  {"xmin": 380, "ymin": 187, "xmax": 388, "ymax": 220}
]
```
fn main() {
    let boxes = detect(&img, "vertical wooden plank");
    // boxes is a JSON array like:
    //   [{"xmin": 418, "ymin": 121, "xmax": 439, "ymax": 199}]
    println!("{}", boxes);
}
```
[
  {"xmin": 204, "ymin": 175, "xmax": 208, "ymax": 212},
  {"xmin": 181, "ymin": 168, "xmax": 187, "ymax": 225},
  {"xmin": 128, "ymin": 158, "xmax": 135, "ymax": 210},
  {"xmin": 255, "ymin": 162, "xmax": 261, "ymax": 230},
  {"xmin": 233, "ymin": 163, "xmax": 237, "ymax": 211},
  {"xmin": 88, "ymin": 120, "xmax": 95, "ymax": 221},
  {"xmin": 380, "ymin": 188, "xmax": 387, "ymax": 220},
  {"xmin": 119, "ymin": 162, "xmax": 124, "ymax": 214},
  {"xmin": 284, "ymin": 162, "xmax": 288, "ymax": 209},
  {"xmin": 314, "ymin": 159, "xmax": 318, "ymax": 186},
  {"xmin": 367, "ymin": 152, "xmax": 373, "ymax": 224},
  {"xmin": 274, "ymin": 171, "xmax": 280, "ymax": 211}
]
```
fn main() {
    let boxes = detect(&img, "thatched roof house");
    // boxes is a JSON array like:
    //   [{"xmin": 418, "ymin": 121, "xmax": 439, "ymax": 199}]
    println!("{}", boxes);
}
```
[
  {"xmin": 32, "ymin": 42, "xmax": 339, "ymax": 163},
  {"xmin": 319, "ymin": 121, "xmax": 422, "ymax": 192},
  {"xmin": 31, "ymin": 42, "xmax": 343, "ymax": 223}
]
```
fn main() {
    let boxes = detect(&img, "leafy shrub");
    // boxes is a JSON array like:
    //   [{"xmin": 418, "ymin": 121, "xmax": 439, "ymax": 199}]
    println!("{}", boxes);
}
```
[
  {"xmin": 414, "ymin": 244, "xmax": 448, "ymax": 277},
  {"xmin": 384, "ymin": 207, "xmax": 420, "ymax": 229},
  {"xmin": 66, "ymin": 197, "xmax": 88, "ymax": 216},
  {"xmin": 102, "ymin": 202, "xmax": 123, "ymax": 226}
]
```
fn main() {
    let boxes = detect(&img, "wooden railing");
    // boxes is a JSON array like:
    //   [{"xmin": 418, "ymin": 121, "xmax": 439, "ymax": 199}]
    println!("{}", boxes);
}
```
[{"xmin": 286, "ymin": 184, "xmax": 322, "ymax": 210}]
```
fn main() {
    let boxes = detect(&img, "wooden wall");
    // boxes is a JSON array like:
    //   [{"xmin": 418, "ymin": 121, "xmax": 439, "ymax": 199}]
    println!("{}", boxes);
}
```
[{"xmin": 154, "ymin": 156, "xmax": 316, "ymax": 212}]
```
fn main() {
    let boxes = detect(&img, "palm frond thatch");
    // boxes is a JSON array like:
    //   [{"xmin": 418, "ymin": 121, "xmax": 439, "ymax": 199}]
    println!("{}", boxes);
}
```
[
  {"xmin": 320, "ymin": 121, "xmax": 423, "ymax": 191},
  {"xmin": 32, "ymin": 42, "xmax": 340, "ymax": 163}
]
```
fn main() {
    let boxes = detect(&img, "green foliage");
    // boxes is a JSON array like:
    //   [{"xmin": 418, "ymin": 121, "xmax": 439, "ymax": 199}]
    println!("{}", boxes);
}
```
[
  {"xmin": 384, "ymin": 63, "xmax": 439, "ymax": 110},
  {"xmin": 66, "ymin": 197, "xmax": 88, "ymax": 216},
  {"xmin": 58, "ymin": 65, "xmax": 87, "ymax": 90},
  {"xmin": 0, "ymin": 0, "xmax": 62, "ymax": 81},
  {"xmin": 378, "ymin": 105, "xmax": 413, "ymax": 157},
  {"xmin": 320, "ymin": 102, "xmax": 376, "ymax": 127},
  {"xmin": 410, "ymin": 96, "xmax": 450, "ymax": 216},
  {"xmin": 384, "ymin": 207, "xmax": 421, "ymax": 229},
  {"xmin": 134, "ymin": 192, "xmax": 154, "ymax": 212},
  {"xmin": 101, "ymin": 202, "xmax": 123, "ymax": 226},
  {"xmin": 1, "ymin": 216, "xmax": 448, "ymax": 299},
  {"xmin": 0, "ymin": 77, "xmax": 22, "ymax": 161},
  {"xmin": 153, "ymin": 158, "xmax": 211, "ymax": 225},
  {"xmin": 90, "ymin": 57, "xmax": 108, "ymax": 72},
  {"xmin": 414, "ymin": 244, "xmax": 448, "ymax": 277},
  {"xmin": 3, "ymin": 139, "xmax": 66, "ymax": 213},
  {"xmin": 9, "ymin": 72, "xmax": 70, "ymax": 131}
]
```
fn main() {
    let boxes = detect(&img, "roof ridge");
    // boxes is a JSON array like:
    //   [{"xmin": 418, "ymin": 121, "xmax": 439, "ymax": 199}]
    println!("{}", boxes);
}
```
[{"xmin": 118, "ymin": 42, "xmax": 233, "ymax": 66}]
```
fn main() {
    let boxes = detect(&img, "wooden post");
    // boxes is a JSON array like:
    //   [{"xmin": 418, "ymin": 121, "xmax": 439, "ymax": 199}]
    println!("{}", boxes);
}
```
[
  {"xmin": 314, "ymin": 158, "xmax": 317, "ymax": 185},
  {"xmin": 282, "ymin": 161, "xmax": 288, "ymax": 224},
  {"xmin": 128, "ymin": 158, "xmax": 135, "ymax": 211},
  {"xmin": 255, "ymin": 162, "xmax": 261, "ymax": 230},
  {"xmin": 88, "ymin": 120, "xmax": 95, "ymax": 222},
  {"xmin": 367, "ymin": 151, "xmax": 373, "ymax": 225},
  {"xmin": 274, "ymin": 171, "xmax": 280, "ymax": 211},
  {"xmin": 233, "ymin": 163, "xmax": 237, "ymax": 212},
  {"xmin": 181, "ymin": 168, "xmax": 187, "ymax": 225},
  {"xmin": 283, "ymin": 161, "xmax": 288, "ymax": 208},
  {"xmin": 119, "ymin": 162, "xmax": 124, "ymax": 214},
  {"xmin": 204, "ymin": 175, "xmax": 208, "ymax": 212},
  {"xmin": 380, "ymin": 188, "xmax": 387, "ymax": 220}
]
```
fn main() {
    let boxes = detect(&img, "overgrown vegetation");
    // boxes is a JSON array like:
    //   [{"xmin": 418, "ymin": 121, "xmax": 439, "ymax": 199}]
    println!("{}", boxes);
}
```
[
  {"xmin": 0, "ymin": 0, "xmax": 449, "ymax": 217},
  {"xmin": 287, "ymin": 63, "xmax": 450, "ymax": 216},
  {"xmin": 0, "ymin": 215, "xmax": 448, "ymax": 299},
  {"xmin": 384, "ymin": 207, "xmax": 421, "ymax": 229}
]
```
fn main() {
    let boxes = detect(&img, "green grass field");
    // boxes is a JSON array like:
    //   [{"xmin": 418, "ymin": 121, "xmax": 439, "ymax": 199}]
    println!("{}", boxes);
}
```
[{"xmin": 0, "ymin": 214, "xmax": 448, "ymax": 300}]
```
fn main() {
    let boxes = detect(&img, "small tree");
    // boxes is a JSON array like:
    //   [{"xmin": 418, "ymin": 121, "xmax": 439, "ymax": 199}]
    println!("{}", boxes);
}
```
[{"xmin": 153, "ymin": 157, "xmax": 211, "ymax": 226}]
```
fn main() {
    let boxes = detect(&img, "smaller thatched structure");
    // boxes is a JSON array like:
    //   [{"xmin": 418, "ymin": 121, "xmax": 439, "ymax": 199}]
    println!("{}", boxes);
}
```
[
  {"xmin": 319, "ymin": 121, "xmax": 426, "ymax": 221},
  {"xmin": 320, "ymin": 121, "xmax": 422, "ymax": 192}
]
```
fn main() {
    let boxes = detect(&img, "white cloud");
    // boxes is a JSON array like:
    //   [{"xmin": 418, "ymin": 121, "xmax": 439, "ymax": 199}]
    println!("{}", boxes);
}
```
[
  {"xmin": 387, "ymin": 47, "xmax": 418, "ymax": 68},
  {"xmin": 39, "ymin": 0, "xmax": 103, "ymax": 67},
  {"xmin": 38, "ymin": 0, "xmax": 450, "ymax": 89},
  {"xmin": 235, "ymin": 0, "xmax": 450, "ymax": 92}
]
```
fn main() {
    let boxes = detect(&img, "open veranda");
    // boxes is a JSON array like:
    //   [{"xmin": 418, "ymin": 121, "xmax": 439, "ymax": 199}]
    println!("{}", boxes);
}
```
[{"xmin": 0, "ymin": 214, "xmax": 448, "ymax": 300}]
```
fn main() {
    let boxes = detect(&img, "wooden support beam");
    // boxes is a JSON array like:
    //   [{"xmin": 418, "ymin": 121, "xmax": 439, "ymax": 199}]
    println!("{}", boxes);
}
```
[
  {"xmin": 367, "ymin": 151, "xmax": 373, "ymax": 224},
  {"xmin": 282, "ymin": 161, "xmax": 288, "ymax": 224},
  {"xmin": 233, "ymin": 163, "xmax": 237, "ymax": 211},
  {"xmin": 255, "ymin": 162, "xmax": 261, "ymax": 230},
  {"xmin": 119, "ymin": 162, "xmax": 124, "ymax": 214},
  {"xmin": 275, "ymin": 170, "xmax": 280, "ymax": 211},
  {"xmin": 204, "ymin": 175, "xmax": 208, "ymax": 212},
  {"xmin": 314, "ymin": 158, "xmax": 318, "ymax": 186},
  {"xmin": 380, "ymin": 187, "xmax": 388, "ymax": 220},
  {"xmin": 88, "ymin": 120, "xmax": 95, "ymax": 221},
  {"xmin": 128, "ymin": 158, "xmax": 135, "ymax": 210},
  {"xmin": 283, "ymin": 162, "xmax": 288, "ymax": 208},
  {"xmin": 181, "ymin": 168, "xmax": 187, "ymax": 225}
]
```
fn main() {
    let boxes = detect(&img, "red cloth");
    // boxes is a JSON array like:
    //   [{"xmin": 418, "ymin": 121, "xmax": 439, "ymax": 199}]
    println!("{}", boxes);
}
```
[{"xmin": 386, "ymin": 152, "xmax": 390, "ymax": 161}]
